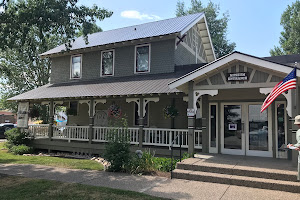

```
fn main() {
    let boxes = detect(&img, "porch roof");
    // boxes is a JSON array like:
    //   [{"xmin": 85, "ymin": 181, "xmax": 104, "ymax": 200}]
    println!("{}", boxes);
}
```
[
  {"xmin": 9, "ymin": 64, "xmax": 205, "ymax": 101},
  {"xmin": 168, "ymin": 51, "xmax": 299, "ymax": 90}
]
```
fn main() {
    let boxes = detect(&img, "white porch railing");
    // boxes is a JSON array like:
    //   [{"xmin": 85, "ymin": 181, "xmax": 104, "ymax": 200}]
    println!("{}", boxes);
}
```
[
  {"xmin": 28, "ymin": 125, "xmax": 202, "ymax": 149},
  {"xmin": 143, "ymin": 128, "xmax": 189, "ymax": 148},
  {"xmin": 53, "ymin": 125, "xmax": 89, "ymax": 142},
  {"xmin": 194, "ymin": 129, "xmax": 203, "ymax": 149},
  {"xmin": 93, "ymin": 127, "xmax": 139, "ymax": 144},
  {"xmin": 28, "ymin": 124, "xmax": 49, "ymax": 138}
]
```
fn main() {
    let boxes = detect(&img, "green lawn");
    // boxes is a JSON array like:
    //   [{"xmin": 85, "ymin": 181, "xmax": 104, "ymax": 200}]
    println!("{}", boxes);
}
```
[
  {"xmin": 0, "ymin": 174, "xmax": 163, "ymax": 200},
  {"xmin": 0, "ymin": 142, "xmax": 104, "ymax": 171}
]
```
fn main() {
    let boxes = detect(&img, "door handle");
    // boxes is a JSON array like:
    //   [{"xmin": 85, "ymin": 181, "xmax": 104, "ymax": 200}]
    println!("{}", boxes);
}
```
[{"xmin": 241, "ymin": 122, "xmax": 245, "ymax": 133}]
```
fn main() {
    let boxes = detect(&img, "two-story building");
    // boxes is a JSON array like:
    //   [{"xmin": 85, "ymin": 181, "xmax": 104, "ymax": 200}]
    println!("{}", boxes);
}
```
[{"xmin": 9, "ymin": 13, "xmax": 300, "ymax": 164}]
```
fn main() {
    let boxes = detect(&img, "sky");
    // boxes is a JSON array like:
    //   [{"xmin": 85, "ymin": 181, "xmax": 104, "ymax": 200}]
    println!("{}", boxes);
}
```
[{"xmin": 80, "ymin": 0, "xmax": 296, "ymax": 57}]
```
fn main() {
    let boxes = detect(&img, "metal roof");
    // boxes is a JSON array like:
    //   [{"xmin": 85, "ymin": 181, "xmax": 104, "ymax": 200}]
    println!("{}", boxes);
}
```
[
  {"xmin": 41, "ymin": 13, "xmax": 204, "ymax": 57},
  {"xmin": 8, "ymin": 64, "xmax": 205, "ymax": 101}
]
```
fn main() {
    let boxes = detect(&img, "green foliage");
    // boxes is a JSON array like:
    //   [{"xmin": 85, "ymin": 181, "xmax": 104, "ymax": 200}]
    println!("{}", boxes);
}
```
[
  {"xmin": 10, "ymin": 144, "xmax": 33, "ymax": 155},
  {"xmin": 126, "ymin": 151, "xmax": 156, "ymax": 174},
  {"xmin": 5, "ymin": 128, "xmax": 30, "ymax": 149},
  {"xmin": 127, "ymin": 151, "xmax": 192, "ymax": 174},
  {"xmin": 0, "ymin": 0, "xmax": 112, "ymax": 112},
  {"xmin": 270, "ymin": 1, "xmax": 300, "ymax": 56},
  {"xmin": 163, "ymin": 105, "xmax": 179, "ymax": 119},
  {"xmin": 176, "ymin": 0, "xmax": 236, "ymax": 58},
  {"xmin": 104, "ymin": 118, "xmax": 131, "ymax": 172}
]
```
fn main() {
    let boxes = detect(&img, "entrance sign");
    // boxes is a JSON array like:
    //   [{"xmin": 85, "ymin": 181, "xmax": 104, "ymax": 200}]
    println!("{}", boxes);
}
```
[
  {"xmin": 187, "ymin": 108, "xmax": 195, "ymax": 117},
  {"xmin": 226, "ymin": 72, "xmax": 248, "ymax": 81},
  {"xmin": 17, "ymin": 102, "xmax": 29, "ymax": 128}
]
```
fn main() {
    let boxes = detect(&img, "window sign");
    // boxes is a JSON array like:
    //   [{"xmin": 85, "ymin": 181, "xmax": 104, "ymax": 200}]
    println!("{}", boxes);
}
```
[
  {"xmin": 228, "ymin": 123, "xmax": 237, "ymax": 131},
  {"xmin": 101, "ymin": 50, "xmax": 114, "ymax": 76},
  {"xmin": 136, "ymin": 45, "xmax": 150, "ymax": 72},
  {"xmin": 17, "ymin": 102, "xmax": 29, "ymax": 128},
  {"xmin": 71, "ymin": 55, "xmax": 81, "ymax": 79},
  {"xmin": 226, "ymin": 72, "xmax": 248, "ymax": 81}
]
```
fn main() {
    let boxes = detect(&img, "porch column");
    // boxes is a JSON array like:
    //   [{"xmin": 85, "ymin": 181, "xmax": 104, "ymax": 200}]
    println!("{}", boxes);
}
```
[
  {"xmin": 188, "ymin": 81, "xmax": 195, "ymax": 155},
  {"xmin": 88, "ymin": 98, "xmax": 94, "ymax": 144},
  {"xmin": 138, "ymin": 97, "xmax": 144, "ymax": 148},
  {"xmin": 48, "ymin": 100, "xmax": 54, "ymax": 140},
  {"xmin": 201, "ymin": 95, "xmax": 209, "ymax": 153},
  {"xmin": 291, "ymin": 87, "xmax": 298, "ymax": 164}
]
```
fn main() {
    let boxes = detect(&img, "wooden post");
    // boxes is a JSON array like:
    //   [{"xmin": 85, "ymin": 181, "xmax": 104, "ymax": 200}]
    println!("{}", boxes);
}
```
[
  {"xmin": 48, "ymin": 100, "xmax": 54, "ymax": 141},
  {"xmin": 88, "ymin": 99, "xmax": 94, "ymax": 144},
  {"xmin": 138, "ymin": 98, "xmax": 144, "ymax": 148},
  {"xmin": 187, "ymin": 81, "xmax": 195, "ymax": 155}
]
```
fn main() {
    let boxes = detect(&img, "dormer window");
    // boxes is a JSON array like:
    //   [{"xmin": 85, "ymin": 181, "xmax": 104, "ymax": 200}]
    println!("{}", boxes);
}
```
[
  {"xmin": 101, "ymin": 49, "xmax": 114, "ymax": 76},
  {"xmin": 71, "ymin": 55, "xmax": 82, "ymax": 79},
  {"xmin": 135, "ymin": 44, "xmax": 150, "ymax": 73}
]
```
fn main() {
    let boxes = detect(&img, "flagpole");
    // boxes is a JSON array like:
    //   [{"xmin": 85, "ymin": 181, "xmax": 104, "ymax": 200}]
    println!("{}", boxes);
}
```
[{"xmin": 295, "ymin": 62, "xmax": 299, "ymax": 114}]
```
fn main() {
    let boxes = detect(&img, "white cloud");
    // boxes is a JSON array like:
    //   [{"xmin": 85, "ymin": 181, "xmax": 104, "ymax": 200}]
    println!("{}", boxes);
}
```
[{"xmin": 121, "ymin": 10, "xmax": 161, "ymax": 21}]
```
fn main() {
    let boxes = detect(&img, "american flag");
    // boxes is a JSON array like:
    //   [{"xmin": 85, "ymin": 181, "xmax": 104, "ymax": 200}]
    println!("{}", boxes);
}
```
[{"xmin": 261, "ymin": 67, "xmax": 297, "ymax": 113}]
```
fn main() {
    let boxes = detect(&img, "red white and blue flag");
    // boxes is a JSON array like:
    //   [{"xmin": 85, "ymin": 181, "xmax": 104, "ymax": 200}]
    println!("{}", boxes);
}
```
[{"xmin": 261, "ymin": 67, "xmax": 297, "ymax": 113}]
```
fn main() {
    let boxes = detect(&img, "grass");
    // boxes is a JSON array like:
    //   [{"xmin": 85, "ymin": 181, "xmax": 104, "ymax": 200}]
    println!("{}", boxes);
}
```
[
  {"xmin": 0, "ymin": 174, "xmax": 164, "ymax": 200},
  {"xmin": 0, "ymin": 142, "xmax": 104, "ymax": 171}
]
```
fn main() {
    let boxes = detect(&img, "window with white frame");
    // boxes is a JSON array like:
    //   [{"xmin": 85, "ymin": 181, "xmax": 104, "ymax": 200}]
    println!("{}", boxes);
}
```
[
  {"xmin": 135, "ymin": 44, "xmax": 150, "ymax": 73},
  {"xmin": 101, "ymin": 50, "xmax": 114, "ymax": 76},
  {"xmin": 71, "ymin": 55, "xmax": 82, "ymax": 79}
]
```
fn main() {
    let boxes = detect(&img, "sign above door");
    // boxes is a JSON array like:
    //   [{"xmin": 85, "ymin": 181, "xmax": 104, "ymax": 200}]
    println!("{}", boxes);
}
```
[{"xmin": 226, "ymin": 72, "xmax": 249, "ymax": 81}]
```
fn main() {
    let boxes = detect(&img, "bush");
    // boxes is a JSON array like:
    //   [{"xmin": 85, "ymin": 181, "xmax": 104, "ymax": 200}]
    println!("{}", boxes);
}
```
[
  {"xmin": 127, "ymin": 151, "xmax": 192, "ymax": 174},
  {"xmin": 5, "ymin": 128, "xmax": 30, "ymax": 149},
  {"xmin": 104, "ymin": 118, "xmax": 131, "ymax": 172},
  {"xmin": 126, "ymin": 151, "xmax": 156, "ymax": 174},
  {"xmin": 10, "ymin": 144, "xmax": 33, "ymax": 155}
]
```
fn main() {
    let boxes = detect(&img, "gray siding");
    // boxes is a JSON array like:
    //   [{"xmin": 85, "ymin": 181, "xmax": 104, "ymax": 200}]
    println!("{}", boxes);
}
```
[
  {"xmin": 50, "ymin": 39, "xmax": 175, "ymax": 84},
  {"xmin": 174, "ymin": 43, "xmax": 197, "ymax": 66}
]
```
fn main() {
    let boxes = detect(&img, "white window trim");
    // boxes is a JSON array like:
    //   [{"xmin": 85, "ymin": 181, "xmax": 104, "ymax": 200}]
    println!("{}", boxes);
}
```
[
  {"xmin": 70, "ymin": 54, "xmax": 82, "ymax": 79},
  {"xmin": 134, "ymin": 44, "xmax": 151, "ymax": 74},
  {"xmin": 100, "ymin": 49, "xmax": 115, "ymax": 77}
]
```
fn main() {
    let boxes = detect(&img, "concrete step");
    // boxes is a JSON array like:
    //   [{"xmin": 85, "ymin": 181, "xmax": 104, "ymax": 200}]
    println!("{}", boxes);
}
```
[
  {"xmin": 177, "ymin": 160, "xmax": 298, "ymax": 181},
  {"xmin": 173, "ymin": 169, "xmax": 300, "ymax": 194}
]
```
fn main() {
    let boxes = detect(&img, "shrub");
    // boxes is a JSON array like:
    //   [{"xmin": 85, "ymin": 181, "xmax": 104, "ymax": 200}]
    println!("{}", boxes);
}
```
[
  {"xmin": 10, "ymin": 144, "xmax": 33, "ymax": 155},
  {"xmin": 103, "ymin": 118, "xmax": 131, "ymax": 172},
  {"xmin": 5, "ymin": 128, "xmax": 30, "ymax": 149},
  {"xmin": 126, "ymin": 150, "xmax": 156, "ymax": 174}
]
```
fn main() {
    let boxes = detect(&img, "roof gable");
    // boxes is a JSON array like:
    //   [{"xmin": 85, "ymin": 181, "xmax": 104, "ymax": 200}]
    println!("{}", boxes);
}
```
[
  {"xmin": 41, "ymin": 13, "xmax": 215, "ymax": 60},
  {"xmin": 169, "ymin": 51, "xmax": 299, "ymax": 90}
]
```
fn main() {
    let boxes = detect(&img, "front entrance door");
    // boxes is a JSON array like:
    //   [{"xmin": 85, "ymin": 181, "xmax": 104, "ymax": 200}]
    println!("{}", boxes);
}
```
[{"xmin": 221, "ymin": 103, "xmax": 272, "ymax": 157}]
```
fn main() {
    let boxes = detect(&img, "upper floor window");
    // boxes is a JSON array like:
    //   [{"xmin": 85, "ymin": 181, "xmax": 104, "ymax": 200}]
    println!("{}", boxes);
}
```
[
  {"xmin": 135, "ymin": 44, "xmax": 150, "ymax": 73},
  {"xmin": 71, "ymin": 55, "xmax": 82, "ymax": 79},
  {"xmin": 101, "ymin": 49, "xmax": 114, "ymax": 76}
]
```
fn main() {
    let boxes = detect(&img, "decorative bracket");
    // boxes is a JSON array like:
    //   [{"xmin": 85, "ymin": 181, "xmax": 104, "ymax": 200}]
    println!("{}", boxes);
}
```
[
  {"xmin": 93, "ymin": 99, "xmax": 107, "ymax": 115},
  {"xmin": 79, "ymin": 100, "xmax": 91, "ymax": 115},
  {"xmin": 126, "ymin": 98, "xmax": 140, "ymax": 116},
  {"xmin": 183, "ymin": 96, "xmax": 188, "ymax": 102},
  {"xmin": 259, "ymin": 87, "xmax": 292, "ymax": 117},
  {"xmin": 193, "ymin": 90, "xmax": 218, "ymax": 111},
  {"xmin": 143, "ymin": 97, "xmax": 159, "ymax": 117}
]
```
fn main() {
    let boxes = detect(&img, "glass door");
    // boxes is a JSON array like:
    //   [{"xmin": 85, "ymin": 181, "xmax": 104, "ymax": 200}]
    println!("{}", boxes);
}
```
[
  {"xmin": 246, "ymin": 104, "xmax": 272, "ymax": 157},
  {"xmin": 221, "ymin": 103, "xmax": 245, "ymax": 155}
]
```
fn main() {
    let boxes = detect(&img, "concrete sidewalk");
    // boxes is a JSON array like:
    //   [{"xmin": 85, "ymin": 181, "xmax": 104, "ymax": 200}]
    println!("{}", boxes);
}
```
[{"xmin": 0, "ymin": 164, "xmax": 299, "ymax": 200}]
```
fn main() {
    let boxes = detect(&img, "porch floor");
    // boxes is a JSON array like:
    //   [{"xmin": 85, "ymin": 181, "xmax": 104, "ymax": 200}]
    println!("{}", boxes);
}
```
[{"xmin": 192, "ymin": 153, "xmax": 297, "ymax": 172}]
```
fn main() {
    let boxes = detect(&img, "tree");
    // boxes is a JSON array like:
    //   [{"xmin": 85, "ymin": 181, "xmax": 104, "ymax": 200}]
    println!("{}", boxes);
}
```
[
  {"xmin": 176, "ymin": 0, "xmax": 236, "ymax": 58},
  {"xmin": 0, "ymin": 0, "xmax": 112, "ymax": 115},
  {"xmin": 270, "ymin": 1, "xmax": 300, "ymax": 56}
]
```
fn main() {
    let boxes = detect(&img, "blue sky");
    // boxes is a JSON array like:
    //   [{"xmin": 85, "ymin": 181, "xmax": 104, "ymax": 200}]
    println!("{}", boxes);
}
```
[{"xmin": 79, "ymin": 0, "xmax": 296, "ymax": 57}]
